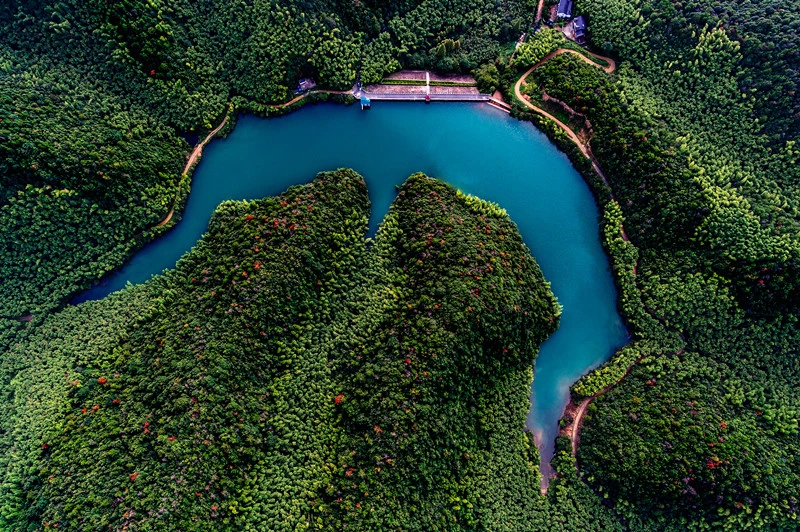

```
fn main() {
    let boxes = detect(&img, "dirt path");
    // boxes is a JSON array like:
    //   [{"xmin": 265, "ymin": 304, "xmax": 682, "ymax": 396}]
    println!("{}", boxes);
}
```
[
  {"xmin": 537, "ymin": 48, "xmax": 616, "ymax": 75},
  {"xmin": 182, "ymin": 89, "xmax": 350, "ymax": 179},
  {"xmin": 567, "ymin": 346, "xmax": 683, "ymax": 457},
  {"xmin": 272, "ymin": 89, "xmax": 351, "ymax": 110},
  {"xmin": 567, "ymin": 364, "xmax": 638, "ymax": 457},
  {"xmin": 570, "ymin": 398, "xmax": 592, "ymax": 455},
  {"xmin": 514, "ymin": 70, "xmax": 592, "ymax": 158},
  {"xmin": 585, "ymin": 50, "xmax": 616, "ymax": 74},
  {"xmin": 513, "ymin": 48, "xmax": 647, "ymax": 475},
  {"xmin": 182, "ymin": 115, "xmax": 230, "ymax": 175},
  {"xmin": 155, "ymin": 207, "xmax": 175, "ymax": 227},
  {"xmin": 150, "ymin": 114, "xmax": 230, "ymax": 228},
  {"xmin": 155, "ymin": 89, "xmax": 353, "ymax": 229},
  {"xmin": 513, "ymin": 48, "xmax": 616, "ymax": 176},
  {"xmin": 536, "ymin": 0, "xmax": 546, "ymax": 23},
  {"xmin": 514, "ymin": 50, "xmax": 692, "ymax": 487}
]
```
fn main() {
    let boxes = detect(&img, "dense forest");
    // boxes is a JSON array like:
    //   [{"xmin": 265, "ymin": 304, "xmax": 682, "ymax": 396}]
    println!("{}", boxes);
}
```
[
  {"xmin": 499, "ymin": 0, "xmax": 800, "ymax": 528},
  {"xmin": 0, "ymin": 169, "xmax": 626, "ymax": 530},
  {"xmin": 0, "ymin": 0, "xmax": 535, "ymax": 318},
  {"xmin": 2, "ymin": 0, "xmax": 800, "ymax": 528}
]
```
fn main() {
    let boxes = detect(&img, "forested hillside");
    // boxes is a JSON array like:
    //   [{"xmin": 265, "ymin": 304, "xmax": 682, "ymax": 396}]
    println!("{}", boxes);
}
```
[
  {"xmin": 582, "ymin": 0, "xmax": 800, "ymax": 142},
  {"xmin": 0, "ymin": 170, "xmax": 604, "ymax": 530},
  {"xmin": 499, "ymin": 0, "xmax": 800, "ymax": 528},
  {"xmin": 0, "ymin": 0, "xmax": 533, "ymax": 318},
  {"xmin": 2, "ymin": 0, "xmax": 800, "ymax": 528}
]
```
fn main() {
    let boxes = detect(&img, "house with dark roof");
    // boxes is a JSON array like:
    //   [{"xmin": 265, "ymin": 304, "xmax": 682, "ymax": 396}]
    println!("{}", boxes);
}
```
[
  {"xmin": 294, "ymin": 78, "xmax": 317, "ymax": 95},
  {"xmin": 573, "ymin": 15, "xmax": 587, "ymax": 45},
  {"xmin": 557, "ymin": 0, "xmax": 573, "ymax": 19}
]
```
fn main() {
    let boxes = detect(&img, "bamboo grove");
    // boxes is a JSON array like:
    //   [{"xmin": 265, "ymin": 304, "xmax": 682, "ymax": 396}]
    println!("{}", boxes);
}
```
[
  {"xmin": 499, "ymin": 0, "xmax": 800, "ymax": 527},
  {"xmin": 1, "ymin": 0, "xmax": 799, "ymax": 528}
]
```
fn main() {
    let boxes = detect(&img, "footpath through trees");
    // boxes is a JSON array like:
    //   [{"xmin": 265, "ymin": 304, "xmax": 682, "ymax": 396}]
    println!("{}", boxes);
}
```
[{"xmin": 512, "ymin": 49, "xmax": 690, "ymax": 466}]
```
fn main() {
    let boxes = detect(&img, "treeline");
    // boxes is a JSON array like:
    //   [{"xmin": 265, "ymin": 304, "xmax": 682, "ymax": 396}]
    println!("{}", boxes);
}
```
[
  {"xmin": 0, "ymin": 170, "xmax": 598, "ymax": 530},
  {"xmin": 0, "ymin": 0, "xmax": 530, "ymax": 322},
  {"xmin": 502, "ymin": 5, "xmax": 800, "ymax": 529}
]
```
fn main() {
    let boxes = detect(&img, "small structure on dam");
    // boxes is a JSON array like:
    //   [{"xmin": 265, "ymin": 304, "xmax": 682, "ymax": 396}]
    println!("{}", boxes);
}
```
[{"xmin": 361, "ymin": 70, "xmax": 490, "ymax": 103}]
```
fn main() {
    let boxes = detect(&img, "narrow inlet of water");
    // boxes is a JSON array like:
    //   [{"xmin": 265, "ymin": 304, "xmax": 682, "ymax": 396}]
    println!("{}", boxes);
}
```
[{"xmin": 74, "ymin": 102, "xmax": 629, "ymax": 473}]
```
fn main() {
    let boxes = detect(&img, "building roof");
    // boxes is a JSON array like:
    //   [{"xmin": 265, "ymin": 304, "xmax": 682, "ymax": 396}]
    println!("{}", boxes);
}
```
[
  {"xmin": 574, "ymin": 15, "xmax": 587, "ymax": 30},
  {"xmin": 296, "ymin": 78, "xmax": 316, "ymax": 93},
  {"xmin": 557, "ymin": 0, "xmax": 573, "ymax": 18}
]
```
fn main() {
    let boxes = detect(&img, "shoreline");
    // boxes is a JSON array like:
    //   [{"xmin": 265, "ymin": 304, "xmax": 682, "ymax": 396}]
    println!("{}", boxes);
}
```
[{"xmin": 84, "ymin": 78, "xmax": 637, "ymax": 489}]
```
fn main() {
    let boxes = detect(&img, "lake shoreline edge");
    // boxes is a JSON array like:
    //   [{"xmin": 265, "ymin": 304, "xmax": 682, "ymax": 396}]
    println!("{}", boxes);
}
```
[
  {"xmin": 506, "ymin": 82, "xmax": 686, "ymax": 488},
  {"xmin": 73, "ymin": 95, "xmax": 638, "ymax": 489}
]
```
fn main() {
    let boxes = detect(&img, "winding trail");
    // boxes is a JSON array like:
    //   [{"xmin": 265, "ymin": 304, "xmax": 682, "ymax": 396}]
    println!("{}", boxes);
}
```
[
  {"xmin": 513, "ymin": 48, "xmax": 616, "ymax": 181},
  {"xmin": 514, "ymin": 48, "xmax": 619, "ymax": 188},
  {"xmin": 570, "ymin": 398, "xmax": 592, "ymax": 456},
  {"xmin": 535, "ymin": 0, "xmax": 546, "ymax": 23},
  {"xmin": 567, "ymin": 355, "xmax": 649, "ymax": 456},
  {"xmin": 515, "ymin": 71, "xmax": 591, "ymax": 159},
  {"xmin": 155, "ymin": 209, "xmax": 175, "ymax": 227},
  {"xmin": 568, "ymin": 344, "xmax": 684, "ymax": 457},
  {"xmin": 584, "ymin": 50, "xmax": 616, "ymax": 74},
  {"xmin": 535, "ymin": 48, "xmax": 616, "ymax": 75},
  {"xmin": 510, "ymin": 49, "xmax": 689, "ymax": 472},
  {"xmin": 151, "ymin": 114, "xmax": 230, "ymax": 229},
  {"xmin": 154, "ymin": 89, "xmax": 352, "ymax": 228},
  {"xmin": 183, "ymin": 115, "xmax": 231, "ymax": 175}
]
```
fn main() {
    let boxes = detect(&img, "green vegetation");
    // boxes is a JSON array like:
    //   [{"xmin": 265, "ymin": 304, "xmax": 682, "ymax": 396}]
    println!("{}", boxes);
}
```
[
  {"xmin": 375, "ymin": 79, "xmax": 478, "ymax": 87},
  {"xmin": 497, "ymin": 0, "xmax": 800, "ymax": 528},
  {"xmin": 0, "ymin": 65, "xmax": 190, "ymax": 317},
  {"xmin": 580, "ymin": 353, "xmax": 800, "ymax": 529},
  {"xmin": 0, "ymin": 0, "xmax": 531, "ymax": 321},
  {"xmin": 511, "ymin": 28, "xmax": 566, "ymax": 69},
  {"xmin": 330, "ymin": 175, "xmax": 560, "ymax": 530},
  {"xmin": 473, "ymin": 63, "xmax": 501, "ymax": 94},
  {"xmin": 580, "ymin": 0, "xmax": 800, "ymax": 142},
  {"xmin": 3, "ymin": 0, "xmax": 800, "ymax": 527},
  {"xmin": 0, "ymin": 170, "xmax": 570, "ymax": 530}
]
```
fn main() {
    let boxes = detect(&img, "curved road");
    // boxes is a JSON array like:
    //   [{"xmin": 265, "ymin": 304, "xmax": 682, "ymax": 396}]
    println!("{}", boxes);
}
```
[
  {"xmin": 511, "ymin": 48, "xmax": 652, "ymax": 464},
  {"xmin": 183, "ymin": 115, "xmax": 231, "ymax": 175},
  {"xmin": 514, "ymin": 48, "xmax": 616, "ymax": 183},
  {"xmin": 156, "ymin": 89, "xmax": 352, "ymax": 228},
  {"xmin": 155, "ymin": 113, "xmax": 231, "ymax": 228},
  {"xmin": 570, "ymin": 398, "xmax": 592, "ymax": 455},
  {"xmin": 514, "ymin": 71, "xmax": 592, "ymax": 159},
  {"xmin": 146, "ymin": 65, "xmax": 639, "ymax": 465}
]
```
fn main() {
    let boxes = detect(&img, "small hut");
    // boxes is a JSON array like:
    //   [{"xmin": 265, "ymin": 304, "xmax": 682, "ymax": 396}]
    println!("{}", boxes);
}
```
[
  {"xmin": 360, "ymin": 96, "xmax": 371, "ymax": 110},
  {"xmin": 295, "ymin": 78, "xmax": 317, "ymax": 94},
  {"xmin": 574, "ymin": 15, "xmax": 587, "ymax": 45},
  {"xmin": 557, "ymin": 0, "xmax": 573, "ymax": 19}
]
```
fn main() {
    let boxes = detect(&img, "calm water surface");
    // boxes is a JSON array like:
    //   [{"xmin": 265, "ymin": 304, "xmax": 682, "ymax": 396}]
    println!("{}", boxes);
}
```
[{"xmin": 75, "ymin": 102, "xmax": 628, "ymax": 472}]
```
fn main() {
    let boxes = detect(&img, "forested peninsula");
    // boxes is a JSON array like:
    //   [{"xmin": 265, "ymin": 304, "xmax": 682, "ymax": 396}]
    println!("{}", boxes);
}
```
[
  {"xmin": 2, "ymin": 0, "xmax": 800, "ymax": 529},
  {"xmin": 0, "ymin": 170, "xmax": 565, "ymax": 529}
]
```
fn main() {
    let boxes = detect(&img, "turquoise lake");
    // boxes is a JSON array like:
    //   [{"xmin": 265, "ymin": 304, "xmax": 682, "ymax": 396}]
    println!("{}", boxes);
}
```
[{"xmin": 75, "ymin": 102, "xmax": 628, "ymax": 472}]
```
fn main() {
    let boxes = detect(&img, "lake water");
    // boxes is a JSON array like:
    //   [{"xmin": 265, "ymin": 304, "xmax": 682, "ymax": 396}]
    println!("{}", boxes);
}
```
[{"xmin": 75, "ymin": 102, "xmax": 628, "ymax": 473}]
